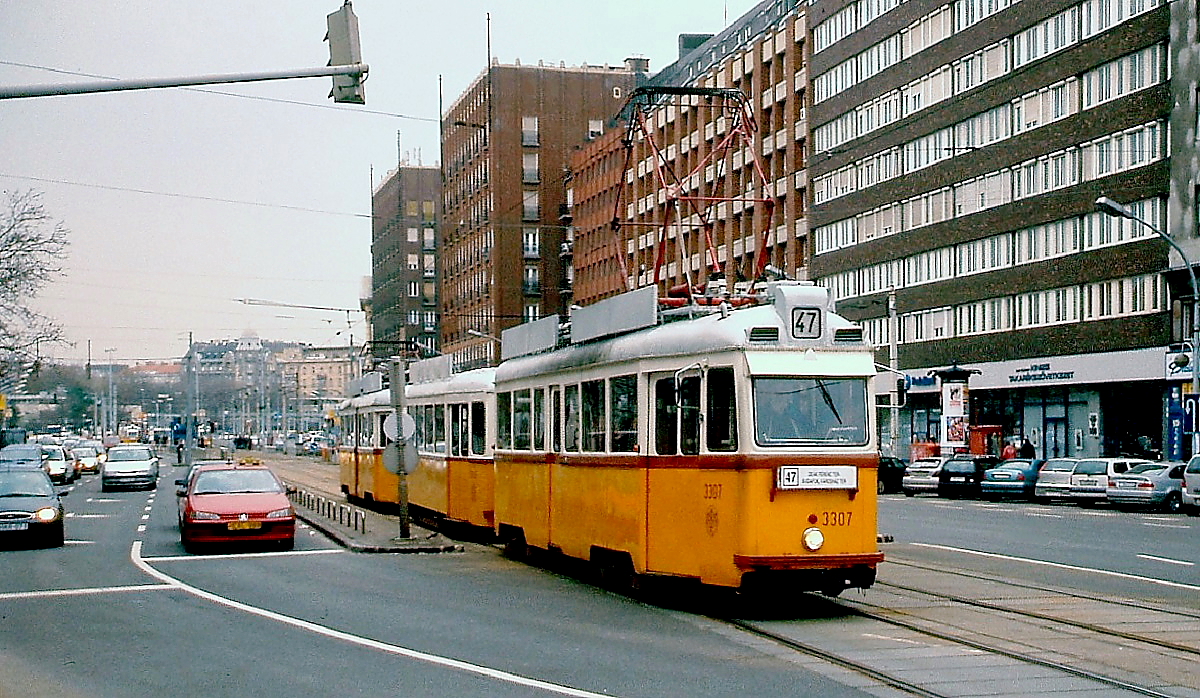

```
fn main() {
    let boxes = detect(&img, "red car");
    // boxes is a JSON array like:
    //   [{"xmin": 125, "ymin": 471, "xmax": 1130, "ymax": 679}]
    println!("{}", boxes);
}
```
[{"xmin": 176, "ymin": 461, "xmax": 295, "ymax": 552}]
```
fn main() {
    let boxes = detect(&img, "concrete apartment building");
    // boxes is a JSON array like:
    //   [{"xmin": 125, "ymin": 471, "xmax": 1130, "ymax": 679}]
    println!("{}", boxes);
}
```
[
  {"xmin": 369, "ymin": 165, "xmax": 441, "ymax": 363},
  {"xmin": 440, "ymin": 61, "xmax": 641, "ymax": 370},
  {"xmin": 807, "ymin": 0, "xmax": 1199, "ymax": 460}
]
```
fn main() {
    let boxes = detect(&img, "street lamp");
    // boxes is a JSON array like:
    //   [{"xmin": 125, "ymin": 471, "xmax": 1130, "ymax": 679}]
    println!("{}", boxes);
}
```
[{"xmin": 1095, "ymin": 196, "xmax": 1198, "ymax": 455}]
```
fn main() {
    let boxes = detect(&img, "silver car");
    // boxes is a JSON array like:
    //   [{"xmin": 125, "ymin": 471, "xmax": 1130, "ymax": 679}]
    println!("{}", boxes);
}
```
[
  {"xmin": 1033, "ymin": 458, "xmax": 1078, "ymax": 501},
  {"xmin": 902, "ymin": 456, "xmax": 948, "ymax": 496},
  {"xmin": 101, "ymin": 445, "xmax": 160, "ymax": 491},
  {"xmin": 1106, "ymin": 462, "xmax": 1184, "ymax": 513},
  {"xmin": 1070, "ymin": 457, "xmax": 1151, "ymax": 505},
  {"xmin": 1184, "ymin": 456, "xmax": 1200, "ymax": 516}
]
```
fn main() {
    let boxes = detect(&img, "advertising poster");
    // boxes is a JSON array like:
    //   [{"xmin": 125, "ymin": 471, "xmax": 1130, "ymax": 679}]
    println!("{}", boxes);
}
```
[{"xmin": 940, "ymin": 382, "xmax": 968, "ymax": 450}]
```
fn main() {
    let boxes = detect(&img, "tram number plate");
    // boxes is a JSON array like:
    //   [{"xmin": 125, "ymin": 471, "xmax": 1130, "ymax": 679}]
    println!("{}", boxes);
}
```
[
  {"xmin": 777, "ymin": 465, "xmax": 857, "ymax": 490},
  {"xmin": 791, "ymin": 308, "xmax": 822, "ymax": 339}
]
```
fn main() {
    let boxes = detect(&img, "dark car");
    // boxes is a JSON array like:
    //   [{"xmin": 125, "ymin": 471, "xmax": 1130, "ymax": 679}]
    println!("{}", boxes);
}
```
[
  {"xmin": 937, "ymin": 455, "xmax": 1001, "ymax": 499},
  {"xmin": 878, "ymin": 456, "xmax": 908, "ymax": 494},
  {"xmin": 0, "ymin": 466, "xmax": 68, "ymax": 548},
  {"xmin": 981, "ymin": 459, "xmax": 1043, "ymax": 500},
  {"xmin": 0, "ymin": 443, "xmax": 45, "ymax": 468}
]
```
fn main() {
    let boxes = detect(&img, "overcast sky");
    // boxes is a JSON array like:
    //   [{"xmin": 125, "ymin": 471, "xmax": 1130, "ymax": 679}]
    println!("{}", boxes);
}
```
[{"xmin": 1, "ymin": 0, "xmax": 758, "ymax": 365}]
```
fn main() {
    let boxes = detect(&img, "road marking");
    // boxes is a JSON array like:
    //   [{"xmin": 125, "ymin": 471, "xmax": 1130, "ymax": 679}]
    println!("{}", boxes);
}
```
[
  {"xmin": 1026, "ymin": 512, "xmax": 1062, "ymax": 518},
  {"xmin": 137, "ymin": 524, "xmax": 146, "ymax": 533},
  {"xmin": 131, "ymin": 541, "xmax": 618, "ymax": 697},
  {"xmin": 87, "ymin": 498, "xmax": 121, "ymax": 503},
  {"xmin": 0, "ymin": 583, "xmax": 175, "ymax": 600},
  {"xmin": 1137, "ymin": 554, "xmax": 1194, "ymax": 566},
  {"xmin": 911, "ymin": 543, "xmax": 1200, "ymax": 591},
  {"xmin": 1141, "ymin": 522, "xmax": 1189, "ymax": 530},
  {"xmin": 64, "ymin": 540, "xmax": 95, "ymax": 545},
  {"xmin": 65, "ymin": 513, "xmax": 110, "ymax": 519},
  {"xmin": 146, "ymin": 549, "xmax": 343, "ymax": 562}
]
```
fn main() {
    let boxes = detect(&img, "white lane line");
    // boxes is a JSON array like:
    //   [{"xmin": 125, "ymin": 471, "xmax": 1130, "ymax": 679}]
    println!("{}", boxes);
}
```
[
  {"xmin": 146, "ymin": 549, "xmax": 343, "ymax": 562},
  {"xmin": 1137, "ymin": 554, "xmax": 1194, "ymax": 566},
  {"xmin": 0, "ymin": 583, "xmax": 175, "ymax": 600},
  {"xmin": 1142, "ymin": 522, "xmax": 1189, "ymax": 530},
  {"xmin": 137, "ymin": 525, "xmax": 146, "ymax": 533},
  {"xmin": 65, "ymin": 513, "xmax": 111, "ymax": 519},
  {"xmin": 87, "ymin": 498, "xmax": 121, "ymax": 503},
  {"xmin": 130, "ymin": 541, "xmax": 617, "ymax": 697},
  {"xmin": 1026, "ymin": 512, "xmax": 1063, "ymax": 518},
  {"xmin": 911, "ymin": 543, "xmax": 1200, "ymax": 591}
]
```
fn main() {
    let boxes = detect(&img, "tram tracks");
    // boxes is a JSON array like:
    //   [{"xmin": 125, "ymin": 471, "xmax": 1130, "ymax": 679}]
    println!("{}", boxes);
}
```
[{"xmin": 701, "ymin": 555, "xmax": 1200, "ymax": 696}]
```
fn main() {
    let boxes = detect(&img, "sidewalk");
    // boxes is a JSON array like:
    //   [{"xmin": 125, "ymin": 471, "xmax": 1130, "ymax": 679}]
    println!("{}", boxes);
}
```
[{"xmin": 184, "ymin": 448, "xmax": 460, "ymax": 554}]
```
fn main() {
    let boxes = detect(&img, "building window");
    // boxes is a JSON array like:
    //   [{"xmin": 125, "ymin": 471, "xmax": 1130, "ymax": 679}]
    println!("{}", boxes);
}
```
[
  {"xmin": 522, "ymin": 116, "xmax": 539, "ymax": 146},
  {"xmin": 523, "ymin": 265, "xmax": 540, "ymax": 294},
  {"xmin": 588, "ymin": 119, "xmax": 603, "ymax": 140},
  {"xmin": 408, "ymin": 281, "xmax": 420, "ymax": 297},
  {"xmin": 524, "ymin": 303, "xmax": 540, "ymax": 323},
  {"xmin": 523, "ymin": 227, "xmax": 540, "ymax": 256},
  {"xmin": 522, "ymin": 153, "xmax": 539, "ymax": 183},
  {"xmin": 522, "ymin": 191, "xmax": 539, "ymax": 221}
]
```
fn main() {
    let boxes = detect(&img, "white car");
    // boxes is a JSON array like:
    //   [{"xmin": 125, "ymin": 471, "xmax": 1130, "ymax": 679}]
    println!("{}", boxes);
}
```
[
  {"xmin": 1183, "ymin": 456, "xmax": 1200, "ymax": 516},
  {"xmin": 101, "ymin": 445, "xmax": 160, "ymax": 491},
  {"xmin": 902, "ymin": 456, "xmax": 949, "ymax": 496}
]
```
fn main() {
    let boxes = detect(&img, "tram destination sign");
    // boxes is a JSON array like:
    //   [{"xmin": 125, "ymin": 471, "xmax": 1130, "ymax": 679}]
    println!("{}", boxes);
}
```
[{"xmin": 776, "ymin": 465, "xmax": 858, "ymax": 490}]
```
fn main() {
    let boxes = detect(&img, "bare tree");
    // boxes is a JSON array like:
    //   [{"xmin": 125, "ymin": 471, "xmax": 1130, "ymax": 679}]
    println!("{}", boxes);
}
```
[{"xmin": 0, "ymin": 189, "xmax": 69, "ymax": 363}]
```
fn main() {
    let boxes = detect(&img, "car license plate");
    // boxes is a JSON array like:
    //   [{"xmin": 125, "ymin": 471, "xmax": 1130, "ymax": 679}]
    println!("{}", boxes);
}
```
[
  {"xmin": 1117, "ymin": 481, "xmax": 1136, "ymax": 488},
  {"xmin": 1080, "ymin": 478, "xmax": 1099, "ymax": 486},
  {"xmin": 227, "ymin": 521, "xmax": 262, "ymax": 531},
  {"xmin": 0, "ymin": 522, "xmax": 30, "ymax": 531},
  {"xmin": 993, "ymin": 473, "xmax": 1012, "ymax": 480},
  {"xmin": 952, "ymin": 476, "xmax": 967, "ymax": 482}
]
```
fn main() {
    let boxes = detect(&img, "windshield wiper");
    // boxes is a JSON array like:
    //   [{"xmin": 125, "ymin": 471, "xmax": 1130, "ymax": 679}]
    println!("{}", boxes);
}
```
[{"xmin": 814, "ymin": 379, "xmax": 843, "ymax": 424}]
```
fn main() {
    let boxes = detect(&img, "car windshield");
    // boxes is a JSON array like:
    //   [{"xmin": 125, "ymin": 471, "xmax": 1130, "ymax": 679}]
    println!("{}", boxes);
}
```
[
  {"xmin": 43, "ymin": 448, "xmax": 66, "ymax": 460},
  {"xmin": 0, "ymin": 470, "xmax": 55, "ymax": 497},
  {"xmin": 753, "ymin": 376, "xmax": 868, "ymax": 445},
  {"xmin": 72, "ymin": 448, "xmax": 97, "ymax": 458},
  {"xmin": 192, "ymin": 469, "xmax": 282, "ymax": 495},
  {"xmin": 0, "ymin": 446, "xmax": 42, "ymax": 463},
  {"xmin": 944, "ymin": 460, "xmax": 977, "ymax": 473},
  {"xmin": 1042, "ymin": 459, "xmax": 1075, "ymax": 472},
  {"xmin": 1074, "ymin": 460, "xmax": 1107, "ymax": 475},
  {"xmin": 108, "ymin": 449, "xmax": 152, "ymax": 462},
  {"xmin": 1125, "ymin": 463, "xmax": 1165, "ymax": 475}
]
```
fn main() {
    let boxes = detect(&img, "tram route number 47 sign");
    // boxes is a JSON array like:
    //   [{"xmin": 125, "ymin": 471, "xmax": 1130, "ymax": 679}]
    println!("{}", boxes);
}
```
[{"xmin": 777, "ymin": 465, "xmax": 858, "ymax": 490}]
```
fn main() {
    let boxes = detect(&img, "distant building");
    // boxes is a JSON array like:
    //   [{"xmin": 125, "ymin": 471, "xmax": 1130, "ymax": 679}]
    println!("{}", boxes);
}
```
[
  {"xmin": 369, "ymin": 165, "xmax": 441, "ymax": 364},
  {"xmin": 440, "ymin": 59, "xmax": 642, "ymax": 369}
]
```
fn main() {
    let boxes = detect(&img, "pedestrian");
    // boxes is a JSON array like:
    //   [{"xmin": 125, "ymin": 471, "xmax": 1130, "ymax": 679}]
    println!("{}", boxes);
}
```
[
  {"xmin": 1019, "ymin": 438, "xmax": 1035, "ymax": 458},
  {"xmin": 1001, "ymin": 441, "xmax": 1017, "ymax": 459}
]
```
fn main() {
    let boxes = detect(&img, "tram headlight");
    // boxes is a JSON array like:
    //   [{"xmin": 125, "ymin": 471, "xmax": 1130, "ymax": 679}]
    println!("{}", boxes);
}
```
[{"xmin": 801, "ymin": 527, "xmax": 825, "ymax": 552}]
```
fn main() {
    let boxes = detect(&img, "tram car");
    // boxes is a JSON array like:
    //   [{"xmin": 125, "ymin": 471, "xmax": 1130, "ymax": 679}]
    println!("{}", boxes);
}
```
[{"xmin": 340, "ymin": 280, "xmax": 883, "ymax": 595}]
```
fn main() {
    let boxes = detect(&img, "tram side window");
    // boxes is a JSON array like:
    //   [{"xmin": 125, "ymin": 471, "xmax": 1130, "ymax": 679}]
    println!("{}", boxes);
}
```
[
  {"xmin": 707, "ymin": 367, "xmax": 737, "ymax": 452},
  {"xmin": 551, "ymin": 388, "xmax": 562, "ymax": 452},
  {"xmin": 434, "ymin": 404, "xmax": 446, "ymax": 454},
  {"xmin": 514, "ymin": 389, "xmax": 532, "ymax": 450},
  {"xmin": 379, "ymin": 412, "xmax": 394, "ymax": 448},
  {"xmin": 497, "ymin": 392, "xmax": 512, "ymax": 449},
  {"xmin": 582, "ymin": 379, "xmax": 605, "ymax": 452},
  {"xmin": 412, "ymin": 407, "xmax": 424, "ymax": 451},
  {"xmin": 423, "ymin": 405, "xmax": 435, "ymax": 451},
  {"xmin": 610, "ymin": 374, "xmax": 638, "ymax": 452},
  {"xmin": 450, "ymin": 404, "xmax": 464, "ymax": 456},
  {"xmin": 533, "ymin": 388, "xmax": 546, "ymax": 451},
  {"xmin": 654, "ymin": 379, "xmax": 678, "ymax": 455},
  {"xmin": 471, "ymin": 401, "xmax": 486, "ymax": 455},
  {"xmin": 680, "ymin": 376, "xmax": 701, "ymax": 456},
  {"xmin": 564, "ymin": 384, "xmax": 581, "ymax": 452}
]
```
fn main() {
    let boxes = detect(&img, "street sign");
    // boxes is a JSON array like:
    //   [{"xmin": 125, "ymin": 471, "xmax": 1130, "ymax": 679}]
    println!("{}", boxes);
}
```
[
  {"xmin": 382, "ymin": 441, "xmax": 419, "ymax": 475},
  {"xmin": 382, "ymin": 412, "xmax": 416, "ymax": 442},
  {"xmin": 1183, "ymin": 393, "xmax": 1200, "ymax": 433}
]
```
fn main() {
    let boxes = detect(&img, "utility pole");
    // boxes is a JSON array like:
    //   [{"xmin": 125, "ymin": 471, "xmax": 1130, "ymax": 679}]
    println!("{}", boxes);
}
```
[{"xmin": 388, "ymin": 357, "xmax": 412, "ymax": 539}]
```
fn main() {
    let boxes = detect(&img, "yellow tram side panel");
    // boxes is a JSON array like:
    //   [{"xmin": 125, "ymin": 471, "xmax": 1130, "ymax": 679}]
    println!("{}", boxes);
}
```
[
  {"xmin": 339, "ymin": 447, "xmax": 384, "ymax": 501},
  {"xmin": 408, "ymin": 454, "xmax": 449, "ymax": 516},
  {"xmin": 494, "ymin": 456, "xmax": 551, "ymax": 548},
  {"xmin": 646, "ymin": 466, "xmax": 881, "ymax": 588},
  {"xmin": 446, "ymin": 457, "xmax": 495, "ymax": 528},
  {"xmin": 645, "ymin": 468, "xmax": 741, "ymax": 585},
  {"xmin": 548, "ymin": 461, "xmax": 646, "ymax": 565}
]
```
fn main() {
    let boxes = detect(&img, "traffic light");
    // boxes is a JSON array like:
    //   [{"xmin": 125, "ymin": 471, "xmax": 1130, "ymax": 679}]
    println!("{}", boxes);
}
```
[{"xmin": 325, "ymin": 1, "xmax": 365, "ymax": 104}]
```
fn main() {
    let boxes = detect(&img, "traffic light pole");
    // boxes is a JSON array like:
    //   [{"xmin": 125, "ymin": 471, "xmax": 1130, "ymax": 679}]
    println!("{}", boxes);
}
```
[{"xmin": 0, "ymin": 64, "xmax": 368, "ymax": 100}]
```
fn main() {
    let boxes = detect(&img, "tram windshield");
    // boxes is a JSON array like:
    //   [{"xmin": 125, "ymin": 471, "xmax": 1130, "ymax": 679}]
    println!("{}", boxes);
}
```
[{"xmin": 753, "ymin": 376, "xmax": 868, "ymax": 446}]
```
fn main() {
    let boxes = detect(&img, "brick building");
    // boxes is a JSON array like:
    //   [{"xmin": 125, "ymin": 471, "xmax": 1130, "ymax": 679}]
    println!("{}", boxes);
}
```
[{"xmin": 440, "ymin": 61, "xmax": 641, "ymax": 369}]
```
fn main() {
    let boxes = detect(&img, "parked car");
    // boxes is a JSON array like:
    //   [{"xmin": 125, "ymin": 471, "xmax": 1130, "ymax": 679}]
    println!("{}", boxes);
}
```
[
  {"xmin": 176, "ymin": 461, "xmax": 295, "ymax": 552},
  {"xmin": 1069, "ymin": 457, "xmax": 1151, "ymax": 506},
  {"xmin": 41, "ymin": 445, "xmax": 76, "ymax": 484},
  {"xmin": 1184, "ymin": 455, "xmax": 1200, "ymax": 516},
  {"xmin": 0, "ymin": 466, "xmax": 67, "ymax": 547},
  {"xmin": 937, "ymin": 455, "xmax": 1000, "ymax": 499},
  {"xmin": 1033, "ymin": 458, "xmax": 1079, "ymax": 501},
  {"xmin": 902, "ymin": 456, "xmax": 948, "ymax": 496},
  {"xmin": 878, "ymin": 456, "xmax": 908, "ymax": 494},
  {"xmin": 71, "ymin": 446, "xmax": 102, "ymax": 474},
  {"xmin": 981, "ymin": 458, "xmax": 1043, "ymax": 500},
  {"xmin": 1107, "ymin": 461, "xmax": 1185, "ymax": 513},
  {"xmin": 101, "ymin": 444, "xmax": 160, "ymax": 491}
]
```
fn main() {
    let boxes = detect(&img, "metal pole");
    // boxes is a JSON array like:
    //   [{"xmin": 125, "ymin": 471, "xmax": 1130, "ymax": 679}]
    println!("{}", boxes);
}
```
[
  {"xmin": 1096, "ymin": 197, "xmax": 1197, "ymax": 456},
  {"xmin": 0, "ymin": 64, "xmax": 369, "ymax": 100},
  {"xmin": 389, "ymin": 357, "xmax": 411, "ymax": 539},
  {"xmin": 888, "ymin": 287, "xmax": 899, "ymax": 455}
]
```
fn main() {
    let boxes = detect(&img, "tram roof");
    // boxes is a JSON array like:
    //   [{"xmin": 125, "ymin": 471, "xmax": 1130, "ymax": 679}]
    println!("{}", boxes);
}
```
[{"xmin": 496, "ymin": 282, "xmax": 871, "ymax": 383}]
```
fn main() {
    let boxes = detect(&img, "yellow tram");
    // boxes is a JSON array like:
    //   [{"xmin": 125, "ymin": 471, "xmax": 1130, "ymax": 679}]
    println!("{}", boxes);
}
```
[{"xmin": 340, "ymin": 281, "xmax": 884, "ymax": 594}]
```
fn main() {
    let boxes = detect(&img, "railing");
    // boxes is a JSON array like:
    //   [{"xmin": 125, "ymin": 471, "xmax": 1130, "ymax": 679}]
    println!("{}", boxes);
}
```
[{"xmin": 288, "ymin": 487, "xmax": 368, "ymax": 534}]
